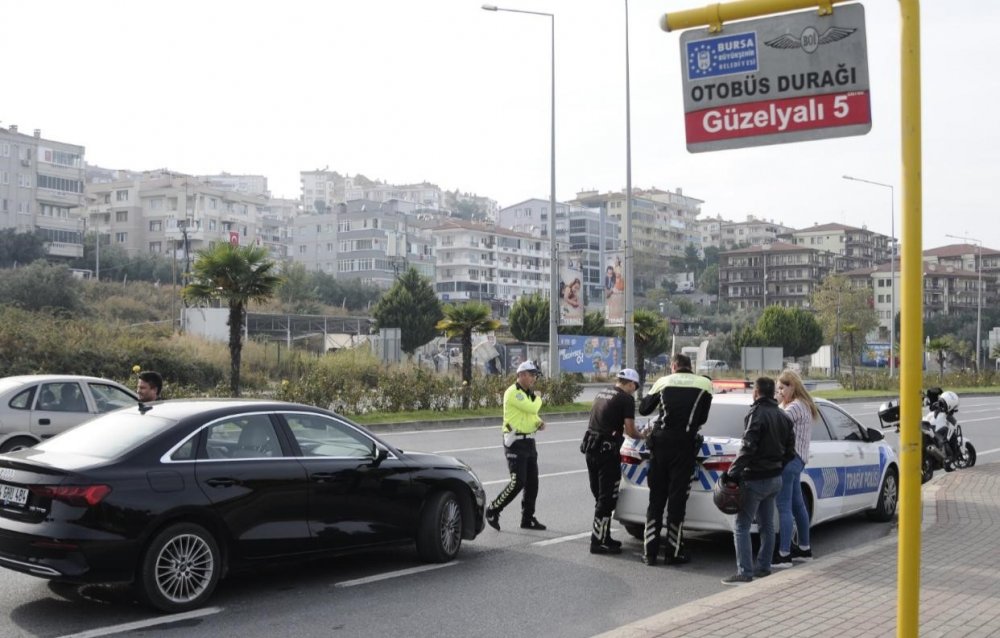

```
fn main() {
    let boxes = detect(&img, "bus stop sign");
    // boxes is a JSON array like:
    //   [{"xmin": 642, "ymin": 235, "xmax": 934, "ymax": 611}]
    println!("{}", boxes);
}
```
[{"xmin": 679, "ymin": 3, "xmax": 870, "ymax": 152}]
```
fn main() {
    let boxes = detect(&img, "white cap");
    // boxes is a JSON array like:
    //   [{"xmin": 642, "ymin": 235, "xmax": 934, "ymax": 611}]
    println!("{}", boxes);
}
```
[
  {"xmin": 617, "ymin": 368, "xmax": 640, "ymax": 384},
  {"xmin": 516, "ymin": 361, "xmax": 541, "ymax": 375}
]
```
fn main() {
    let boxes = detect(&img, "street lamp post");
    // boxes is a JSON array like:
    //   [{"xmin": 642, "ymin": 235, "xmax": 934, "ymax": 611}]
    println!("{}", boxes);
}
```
[
  {"xmin": 623, "ymin": 0, "xmax": 635, "ymax": 369},
  {"xmin": 946, "ymin": 233, "xmax": 983, "ymax": 371},
  {"xmin": 843, "ymin": 175, "xmax": 896, "ymax": 377},
  {"xmin": 483, "ymin": 3, "xmax": 559, "ymax": 378}
]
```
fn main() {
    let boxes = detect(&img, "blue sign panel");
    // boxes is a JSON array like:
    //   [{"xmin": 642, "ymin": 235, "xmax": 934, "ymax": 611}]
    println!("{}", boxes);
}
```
[
  {"xmin": 685, "ymin": 31, "xmax": 758, "ymax": 80},
  {"xmin": 558, "ymin": 335, "xmax": 623, "ymax": 374}
]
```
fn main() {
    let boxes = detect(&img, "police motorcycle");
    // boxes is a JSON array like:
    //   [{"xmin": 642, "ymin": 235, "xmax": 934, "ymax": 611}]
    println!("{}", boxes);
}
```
[{"xmin": 877, "ymin": 388, "xmax": 977, "ymax": 484}]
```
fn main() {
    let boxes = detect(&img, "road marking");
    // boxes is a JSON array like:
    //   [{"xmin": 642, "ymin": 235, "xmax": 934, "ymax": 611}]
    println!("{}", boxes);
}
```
[
  {"xmin": 978, "ymin": 447, "xmax": 1000, "ymax": 456},
  {"xmin": 334, "ymin": 561, "xmax": 459, "ymax": 588},
  {"xmin": 434, "ymin": 438, "xmax": 581, "ymax": 454},
  {"xmin": 531, "ymin": 528, "xmax": 622, "ymax": 547},
  {"xmin": 56, "ymin": 607, "xmax": 222, "ymax": 638},
  {"xmin": 482, "ymin": 469, "xmax": 588, "ymax": 486}
]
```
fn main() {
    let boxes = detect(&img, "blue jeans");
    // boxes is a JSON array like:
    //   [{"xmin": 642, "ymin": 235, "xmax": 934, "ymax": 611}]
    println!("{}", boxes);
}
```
[
  {"xmin": 777, "ymin": 455, "xmax": 810, "ymax": 553},
  {"xmin": 734, "ymin": 476, "xmax": 782, "ymax": 577}
]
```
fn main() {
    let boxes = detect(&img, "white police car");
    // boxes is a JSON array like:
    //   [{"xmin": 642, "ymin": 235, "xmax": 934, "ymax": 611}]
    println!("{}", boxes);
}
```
[{"xmin": 613, "ymin": 391, "xmax": 899, "ymax": 537}]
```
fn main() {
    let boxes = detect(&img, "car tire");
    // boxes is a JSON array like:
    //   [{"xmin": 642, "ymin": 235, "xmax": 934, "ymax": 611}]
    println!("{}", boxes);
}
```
[
  {"xmin": 0, "ymin": 436, "xmax": 38, "ymax": 454},
  {"xmin": 416, "ymin": 491, "xmax": 463, "ymax": 563},
  {"xmin": 623, "ymin": 522, "xmax": 645, "ymax": 540},
  {"xmin": 137, "ymin": 522, "xmax": 221, "ymax": 613},
  {"xmin": 866, "ymin": 468, "xmax": 898, "ymax": 522}
]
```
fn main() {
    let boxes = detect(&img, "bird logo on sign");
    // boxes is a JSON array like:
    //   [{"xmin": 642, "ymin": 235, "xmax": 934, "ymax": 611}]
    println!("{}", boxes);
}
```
[{"xmin": 764, "ymin": 26, "xmax": 856, "ymax": 53}]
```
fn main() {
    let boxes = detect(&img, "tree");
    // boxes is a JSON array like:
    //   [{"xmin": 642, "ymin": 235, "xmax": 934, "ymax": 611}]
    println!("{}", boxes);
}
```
[
  {"xmin": 682, "ymin": 243, "xmax": 701, "ymax": 275},
  {"xmin": 278, "ymin": 262, "xmax": 322, "ymax": 314},
  {"xmin": 927, "ymin": 336, "xmax": 953, "ymax": 381},
  {"xmin": 509, "ymin": 294, "xmax": 549, "ymax": 342},
  {"xmin": 754, "ymin": 306, "xmax": 824, "ymax": 359},
  {"xmin": 699, "ymin": 263, "xmax": 719, "ymax": 296},
  {"xmin": 372, "ymin": 267, "xmax": 442, "ymax": 355},
  {"xmin": 811, "ymin": 275, "xmax": 878, "ymax": 386},
  {"xmin": 435, "ymin": 303, "xmax": 501, "ymax": 408},
  {"xmin": 183, "ymin": 244, "xmax": 282, "ymax": 396},
  {"xmin": 632, "ymin": 309, "xmax": 670, "ymax": 389},
  {"xmin": 0, "ymin": 261, "xmax": 83, "ymax": 314},
  {"xmin": 0, "ymin": 229, "xmax": 47, "ymax": 268}
]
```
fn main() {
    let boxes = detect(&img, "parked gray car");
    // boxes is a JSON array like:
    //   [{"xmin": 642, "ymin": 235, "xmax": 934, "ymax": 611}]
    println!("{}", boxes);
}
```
[{"xmin": 0, "ymin": 375, "xmax": 139, "ymax": 453}]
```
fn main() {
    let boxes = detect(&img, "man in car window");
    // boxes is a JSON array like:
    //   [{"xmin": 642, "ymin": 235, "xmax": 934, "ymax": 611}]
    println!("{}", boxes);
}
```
[
  {"xmin": 583, "ymin": 368, "xmax": 642, "ymax": 554},
  {"xmin": 720, "ymin": 376, "xmax": 795, "ymax": 585},
  {"xmin": 637, "ymin": 353, "xmax": 713, "ymax": 566},
  {"xmin": 485, "ymin": 361, "xmax": 546, "ymax": 532},
  {"xmin": 136, "ymin": 371, "xmax": 163, "ymax": 402}
]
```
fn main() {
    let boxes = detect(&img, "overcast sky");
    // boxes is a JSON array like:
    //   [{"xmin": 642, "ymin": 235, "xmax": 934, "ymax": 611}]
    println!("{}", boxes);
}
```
[{"xmin": 4, "ymin": 1, "xmax": 996, "ymax": 250}]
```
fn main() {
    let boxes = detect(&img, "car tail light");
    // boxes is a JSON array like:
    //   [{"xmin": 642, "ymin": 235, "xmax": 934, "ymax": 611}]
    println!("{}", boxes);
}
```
[
  {"xmin": 702, "ymin": 455, "xmax": 736, "ymax": 473},
  {"xmin": 620, "ymin": 454, "xmax": 642, "ymax": 465},
  {"xmin": 30, "ymin": 485, "xmax": 111, "ymax": 507}
]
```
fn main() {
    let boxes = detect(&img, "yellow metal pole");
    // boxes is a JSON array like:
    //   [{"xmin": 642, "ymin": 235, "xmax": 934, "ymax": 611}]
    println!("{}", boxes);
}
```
[
  {"xmin": 661, "ymin": 0, "xmax": 850, "ymax": 32},
  {"xmin": 897, "ymin": 1, "xmax": 922, "ymax": 635}
]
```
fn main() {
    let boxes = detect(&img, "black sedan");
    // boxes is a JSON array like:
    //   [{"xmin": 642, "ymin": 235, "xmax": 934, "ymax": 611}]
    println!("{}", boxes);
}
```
[{"xmin": 0, "ymin": 400, "xmax": 486, "ymax": 612}]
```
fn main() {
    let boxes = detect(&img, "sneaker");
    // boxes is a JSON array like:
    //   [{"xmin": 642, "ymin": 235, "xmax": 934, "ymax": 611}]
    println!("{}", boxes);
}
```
[
  {"xmin": 771, "ymin": 552, "xmax": 793, "ymax": 569},
  {"xmin": 790, "ymin": 545, "xmax": 813, "ymax": 562},
  {"xmin": 485, "ymin": 507, "xmax": 500, "ymax": 531},
  {"xmin": 721, "ymin": 573, "xmax": 753, "ymax": 586},
  {"xmin": 606, "ymin": 537, "xmax": 623, "ymax": 549},
  {"xmin": 520, "ymin": 517, "xmax": 546, "ymax": 530},
  {"xmin": 590, "ymin": 542, "xmax": 623, "ymax": 555},
  {"xmin": 753, "ymin": 569, "xmax": 772, "ymax": 578}
]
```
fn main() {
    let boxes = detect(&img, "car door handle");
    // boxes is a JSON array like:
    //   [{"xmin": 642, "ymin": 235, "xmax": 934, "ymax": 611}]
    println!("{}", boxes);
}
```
[
  {"xmin": 205, "ymin": 478, "xmax": 238, "ymax": 487},
  {"xmin": 310, "ymin": 472, "xmax": 337, "ymax": 482},
  {"xmin": 843, "ymin": 451, "xmax": 856, "ymax": 458},
  {"xmin": 38, "ymin": 418, "xmax": 51, "ymax": 425}
]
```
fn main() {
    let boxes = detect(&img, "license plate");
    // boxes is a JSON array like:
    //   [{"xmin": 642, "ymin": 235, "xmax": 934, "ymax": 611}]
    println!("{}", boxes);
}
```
[{"xmin": 0, "ymin": 483, "xmax": 28, "ymax": 507}]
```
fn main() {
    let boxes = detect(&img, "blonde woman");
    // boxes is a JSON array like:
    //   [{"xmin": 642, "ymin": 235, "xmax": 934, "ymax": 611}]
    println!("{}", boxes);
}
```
[{"xmin": 773, "ymin": 369, "xmax": 819, "ymax": 567}]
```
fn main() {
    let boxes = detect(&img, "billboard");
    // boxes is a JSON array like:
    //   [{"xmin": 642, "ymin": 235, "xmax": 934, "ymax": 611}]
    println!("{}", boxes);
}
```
[
  {"xmin": 604, "ymin": 252, "xmax": 625, "ymax": 327},
  {"xmin": 559, "ymin": 335, "xmax": 623, "ymax": 375},
  {"xmin": 558, "ymin": 253, "xmax": 584, "ymax": 326}
]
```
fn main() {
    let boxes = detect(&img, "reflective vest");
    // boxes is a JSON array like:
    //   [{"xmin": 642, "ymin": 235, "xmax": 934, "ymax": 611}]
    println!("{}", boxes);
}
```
[{"xmin": 502, "ymin": 382, "xmax": 542, "ymax": 435}]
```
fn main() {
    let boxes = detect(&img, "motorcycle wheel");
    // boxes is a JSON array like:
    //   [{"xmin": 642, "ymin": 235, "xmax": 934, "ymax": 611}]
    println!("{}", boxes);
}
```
[
  {"xmin": 954, "ymin": 442, "xmax": 977, "ymax": 469},
  {"xmin": 921, "ymin": 454, "xmax": 934, "ymax": 484}
]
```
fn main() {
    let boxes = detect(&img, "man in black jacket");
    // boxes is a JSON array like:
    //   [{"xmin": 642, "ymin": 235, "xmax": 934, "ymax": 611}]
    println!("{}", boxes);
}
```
[{"xmin": 720, "ymin": 376, "xmax": 795, "ymax": 585}]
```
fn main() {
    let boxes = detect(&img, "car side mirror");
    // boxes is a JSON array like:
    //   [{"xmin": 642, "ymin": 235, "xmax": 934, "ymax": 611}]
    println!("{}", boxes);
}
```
[
  {"xmin": 866, "ymin": 427, "xmax": 884, "ymax": 442},
  {"xmin": 371, "ymin": 442, "xmax": 389, "ymax": 467}
]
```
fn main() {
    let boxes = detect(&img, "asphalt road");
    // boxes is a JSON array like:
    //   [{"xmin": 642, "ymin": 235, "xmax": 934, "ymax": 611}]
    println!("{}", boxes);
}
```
[{"xmin": 1, "ymin": 395, "xmax": 997, "ymax": 638}]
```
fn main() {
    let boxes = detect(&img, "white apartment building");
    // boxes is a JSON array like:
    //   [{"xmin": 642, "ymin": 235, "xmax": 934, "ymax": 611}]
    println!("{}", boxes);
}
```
[
  {"xmin": 83, "ymin": 172, "xmax": 269, "ymax": 263},
  {"xmin": 431, "ymin": 218, "xmax": 549, "ymax": 306},
  {"xmin": 719, "ymin": 214, "xmax": 794, "ymax": 251},
  {"xmin": 198, "ymin": 173, "xmax": 269, "ymax": 196},
  {"xmin": 0, "ymin": 124, "xmax": 86, "ymax": 258},
  {"xmin": 300, "ymin": 169, "xmax": 447, "ymax": 214},
  {"xmin": 783, "ymin": 222, "xmax": 893, "ymax": 272}
]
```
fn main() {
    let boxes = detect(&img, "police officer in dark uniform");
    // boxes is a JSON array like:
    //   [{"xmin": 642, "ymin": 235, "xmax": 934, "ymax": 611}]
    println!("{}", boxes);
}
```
[
  {"xmin": 638, "ymin": 354, "xmax": 714, "ymax": 566},
  {"xmin": 582, "ymin": 368, "xmax": 642, "ymax": 554}
]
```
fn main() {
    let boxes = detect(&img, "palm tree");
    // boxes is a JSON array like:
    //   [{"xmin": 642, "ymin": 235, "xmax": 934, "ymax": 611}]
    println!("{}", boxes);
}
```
[
  {"xmin": 632, "ymin": 309, "xmax": 670, "ymax": 391},
  {"xmin": 183, "ymin": 244, "xmax": 282, "ymax": 396},
  {"xmin": 435, "ymin": 302, "xmax": 501, "ymax": 408}
]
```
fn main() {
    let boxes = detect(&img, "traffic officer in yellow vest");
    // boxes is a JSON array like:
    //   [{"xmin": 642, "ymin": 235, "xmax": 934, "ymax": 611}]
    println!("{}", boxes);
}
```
[
  {"xmin": 638, "ymin": 353, "xmax": 714, "ymax": 566},
  {"xmin": 485, "ymin": 360, "xmax": 547, "ymax": 531}
]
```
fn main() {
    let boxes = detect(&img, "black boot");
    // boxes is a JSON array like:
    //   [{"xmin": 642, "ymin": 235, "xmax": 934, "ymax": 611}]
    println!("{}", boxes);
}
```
[
  {"xmin": 664, "ymin": 521, "xmax": 691, "ymax": 565},
  {"xmin": 520, "ymin": 516, "xmax": 546, "ymax": 530},
  {"xmin": 642, "ymin": 519, "xmax": 659, "ymax": 566},
  {"xmin": 590, "ymin": 517, "xmax": 622, "ymax": 554}
]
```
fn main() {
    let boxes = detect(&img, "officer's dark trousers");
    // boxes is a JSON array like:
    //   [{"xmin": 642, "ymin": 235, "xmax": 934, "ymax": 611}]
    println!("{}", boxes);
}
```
[
  {"xmin": 490, "ymin": 438, "xmax": 538, "ymax": 520},
  {"xmin": 587, "ymin": 446, "xmax": 621, "ymax": 544},
  {"xmin": 644, "ymin": 434, "xmax": 696, "ymax": 560}
]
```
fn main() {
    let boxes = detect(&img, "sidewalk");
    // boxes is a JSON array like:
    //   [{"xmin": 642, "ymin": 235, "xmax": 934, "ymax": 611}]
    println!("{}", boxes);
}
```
[{"xmin": 596, "ymin": 463, "xmax": 1000, "ymax": 638}]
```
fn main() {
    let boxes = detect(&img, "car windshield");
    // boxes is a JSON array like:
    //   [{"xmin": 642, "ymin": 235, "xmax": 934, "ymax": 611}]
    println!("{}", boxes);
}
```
[{"xmin": 35, "ymin": 411, "xmax": 177, "ymax": 459}]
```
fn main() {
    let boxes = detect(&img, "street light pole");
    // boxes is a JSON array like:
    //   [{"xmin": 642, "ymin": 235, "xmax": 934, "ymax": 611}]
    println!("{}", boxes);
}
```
[
  {"xmin": 483, "ymin": 3, "xmax": 559, "ymax": 378},
  {"xmin": 843, "ymin": 175, "xmax": 896, "ymax": 377},
  {"xmin": 623, "ymin": 0, "xmax": 635, "ymax": 369},
  {"xmin": 946, "ymin": 234, "xmax": 983, "ymax": 371}
]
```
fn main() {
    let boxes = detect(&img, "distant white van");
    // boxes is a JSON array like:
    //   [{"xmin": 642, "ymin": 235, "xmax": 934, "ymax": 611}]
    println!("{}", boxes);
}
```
[{"xmin": 677, "ymin": 281, "xmax": 695, "ymax": 293}]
